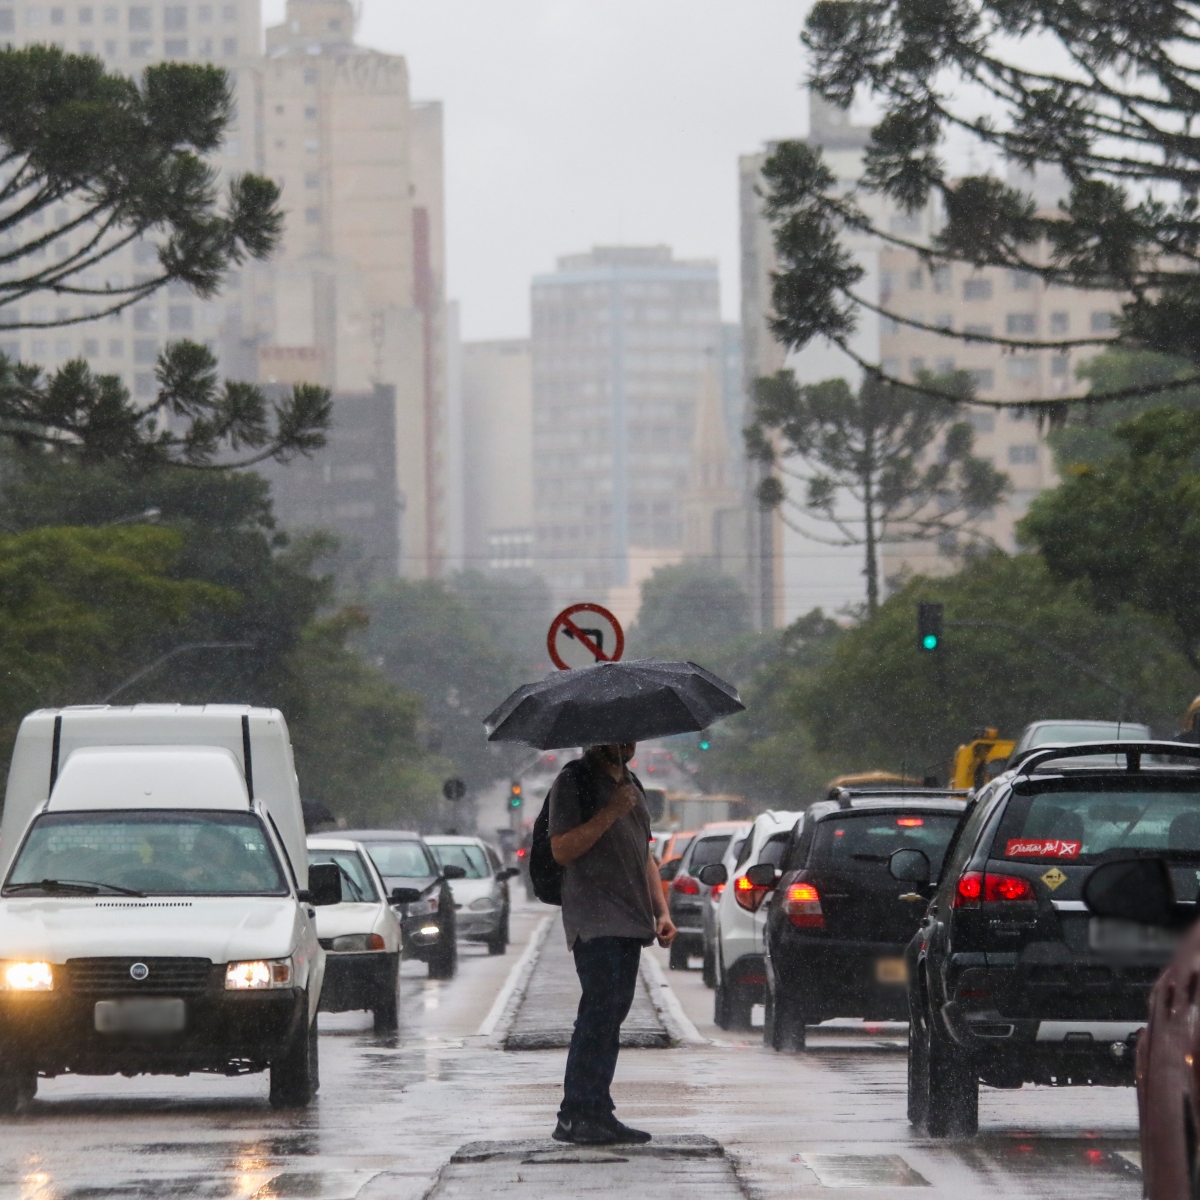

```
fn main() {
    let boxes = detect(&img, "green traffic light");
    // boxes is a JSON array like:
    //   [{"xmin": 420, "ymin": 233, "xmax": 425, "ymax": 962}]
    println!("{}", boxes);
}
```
[
  {"xmin": 699, "ymin": 739, "xmax": 711, "ymax": 751},
  {"xmin": 922, "ymin": 634, "xmax": 938, "ymax": 650}
]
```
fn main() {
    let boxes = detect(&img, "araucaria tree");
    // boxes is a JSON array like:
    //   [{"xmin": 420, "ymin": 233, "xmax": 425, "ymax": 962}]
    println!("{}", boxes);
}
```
[
  {"xmin": 764, "ymin": 0, "xmax": 1200, "ymax": 412},
  {"xmin": 0, "ymin": 47, "xmax": 328, "ymax": 465},
  {"xmin": 747, "ymin": 371, "xmax": 1009, "ymax": 612}
]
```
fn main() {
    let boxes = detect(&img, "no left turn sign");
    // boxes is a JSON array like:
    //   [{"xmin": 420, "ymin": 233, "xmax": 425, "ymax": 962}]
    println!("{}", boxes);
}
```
[{"xmin": 547, "ymin": 603, "xmax": 625, "ymax": 670}]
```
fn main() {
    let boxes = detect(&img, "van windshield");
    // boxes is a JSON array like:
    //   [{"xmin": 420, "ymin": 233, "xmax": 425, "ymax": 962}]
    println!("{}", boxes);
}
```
[{"xmin": 4, "ymin": 810, "xmax": 288, "ymax": 896}]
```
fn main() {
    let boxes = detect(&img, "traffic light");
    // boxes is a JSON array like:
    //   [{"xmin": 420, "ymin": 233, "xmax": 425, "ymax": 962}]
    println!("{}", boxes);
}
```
[
  {"xmin": 699, "ymin": 736, "xmax": 711, "ymax": 751},
  {"xmin": 508, "ymin": 781, "xmax": 523, "ymax": 809},
  {"xmin": 917, "ymin": 602, "xmax": 943, "ymax": 651}
]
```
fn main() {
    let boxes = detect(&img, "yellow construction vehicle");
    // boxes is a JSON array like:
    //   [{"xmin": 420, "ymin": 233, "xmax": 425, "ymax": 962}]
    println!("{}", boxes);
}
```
[{"xmin": 952, "ymin": 729, "xmax": 1016, "ymax": 790}]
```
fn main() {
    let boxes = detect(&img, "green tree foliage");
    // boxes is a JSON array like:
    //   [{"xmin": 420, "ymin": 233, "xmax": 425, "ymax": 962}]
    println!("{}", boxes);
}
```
[
  {"xmin": 0, "ymin": 523, "xmax": 231, "ymax": 740},
  {"xmin": 285, "ymin": 609, "xmax": 445, "ymax": 828},
  {"xmin": 762, "ymin": 1, "xmax": 1200, "ymax": 411},
  {"xmin": 1020, "ymin": 407, "xmax": 1200, "ymax": 671},
  {"xmin": 747, "ymin": 371, "xmax": 1008, "ymax": 611},
  {"xmin": 0, "ymin": 47, "xmax": 328, "ymax": 465},
  {"xmin": 628, "ymin": 562, "xmax": 753, "ymax": 660},
  {"xmin": 360, "ymin": 578, "xmax": 526, "ymax": 788},
  {"xmin": 797, "ymin": 556, "xmax": 1192, "ymax": 774}
]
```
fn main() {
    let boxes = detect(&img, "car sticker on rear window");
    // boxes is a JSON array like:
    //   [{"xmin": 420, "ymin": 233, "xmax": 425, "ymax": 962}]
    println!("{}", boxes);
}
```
[{"xmin": 1006, "ymin": 838, "xmax": 1081, "ymax": 859}]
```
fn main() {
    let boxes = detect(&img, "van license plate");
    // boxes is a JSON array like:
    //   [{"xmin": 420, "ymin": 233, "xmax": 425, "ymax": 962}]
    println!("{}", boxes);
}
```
[
  {"xmin": 875, "ymin": 957, "xmax": 908, "ymax": 985},
  {"xmin": 94, "ymin": 998, "xmax": 186, "ymax": 1034}
]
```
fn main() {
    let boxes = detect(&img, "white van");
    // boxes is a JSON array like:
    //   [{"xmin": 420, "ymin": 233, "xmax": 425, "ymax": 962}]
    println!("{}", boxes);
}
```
[{"xmin": 0, "ymin": 705, "xmax": 335, "ymax": 1112}]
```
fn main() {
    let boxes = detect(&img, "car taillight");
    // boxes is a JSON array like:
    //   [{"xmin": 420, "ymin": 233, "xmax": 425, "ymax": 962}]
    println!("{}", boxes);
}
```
[
  {"xmin": 954, "ymin": 870, "xmax": 1036, "ymax": 908},
  {"xmin": 711, "ymin": 883, "xmax": 725, "ymax": 900},
  {"xmin": 516, "ymin": 847, "xmax": 527, "ymax": 859},
  {"xmin": 785, "ymin": 881, "xmax": 824, "ymax": 928},
  {"xmin": 734, "ymin": 874, "xmax": 770, "ymax": 913},
  {"xmin": 672, "ymin": 875, "xmax": 700, "ymax": 895},
  {"xmin": 896, "ymin": 817, "xmax": 924, "ymax": 827}
]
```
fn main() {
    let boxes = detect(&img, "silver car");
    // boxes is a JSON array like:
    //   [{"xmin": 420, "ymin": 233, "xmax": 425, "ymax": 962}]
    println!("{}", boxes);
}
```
[{"xmin": 424, "ymin": 836, "xmax": 518, "ymax": 955}]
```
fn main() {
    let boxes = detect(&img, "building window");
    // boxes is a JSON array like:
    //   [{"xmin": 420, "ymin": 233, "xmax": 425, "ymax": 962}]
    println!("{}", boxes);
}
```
[
  {"xmin": 1008, "ymin": 444, "xmax": 1038, "ymax": 465},
  {"xmin": 1006, "ymin": 313, "xmax": 1037, "ymax": 334},
  {"xmin": 304, "ymin": 138, "xmax": 319, "ymax": 153},
  {"xmin": 78, "ymin": 36, "xmax": 91, "ymax": 49},
  {"xmin": 304, "ymin": 105, "xmax": 317, "ymax": 119},
  {"xmin": 934, "ymin": 313, "xmax": 952, "ymax": 329},
  {"xmin": 881, "ymin": 316, "xmax": 900, "ymax": 336},
  {"xmin": 221, "ymin": 35, "xmax": 235, "ymax": 54},
  {"xmin": 134, "ymin": 372, "xmax": 155, "ymax": 398},
  {"xmin": 128, "ymin": 5, "xmax": 150, "ymax": 30},
  {"xmin": 79, "ymin": 4, "xmax": 92, "ymax": 20},
  {"xmin": 82, "ymin": 337, "xmax": 99, "ymax": 357},
  {"xmin": 908, "ymin": 357, "xmax": 925, "ymax": 376},
  {"xmin": 132, "ymin": 306, "xmax": 157, "ymax": 331},
  {"xmin": 168, "ymin": 304, "xmax": 192, "ymax": 331},
  {"xmin": 303, "ymin": 67, "xmax": 317, "ymax": 84},
  {"xmin": 1010, "ymin": 270, "xmax": 1034, "ymax": 290},
  {"xmin": 963, "ymin": 323, "xmax": 992, "ymax": 340},
  {"xmin": 102, "ymin": 3, "xmax": 116, "ymax": 20},
  {"xmin": 163, "ymin": 3, "xmax": 185, "ymax": 28},
  {"xmin": 1090, "ymin": 310, "xmax": 1116, "ymax": 332},
  {"xmin": 221, "ymin": 2, "xmax": 234, "ymax": 17},
  {"xmin": 49, "ymin": 5, "xmax": 63, "ymax": 23},
  {"xmin": 304, "ymin": 207, "xmax": 321, "ymax": 224},
  {"xmin": 1050, "ymin": 311, "xmax": 1069, "ymax": 333},
  {"xmin": 931, "ymin": 266, "xmax": 951, "ymax": 293},
  {"xmin": 108, "ymin": 338, "xmax": 123, "ymax": 357},
  {"xmin": 907, "ymin": 269, "xmax": 923, "ymax": 290},
  {"xmin": 26, "ymin": 5, "xmax": 43, "ymax": 25},
  {"xmin": 304, "ymin": 172, "xmax": 320, "ymax": 188},
  {"xmin": 967, "ymin": 410, "xmax": 995, "ymax": 433},
  {"xmin": 1006, "ymin": 357, "xmax": 1038, "ymax": 381},
  {"xmin": 1051, "ymin": 354, "xmax": 1070, "ymax": 377},
  {"xmin": 130, "ymin": 37, "xmax": 151, "ymax": 54},
  {"xmin": 133, "ymin": 338, "xmax": 158, "ymax": 364},
  {"xmin": 880, "ymin": 271, "xmax": 896, "ymax": 301},
  {"xmin": 881, "ymin": 357, "xmax": 900, "ymax": 377},
  {"xmin": 197, "ymin": 2, "xmax": 211, "ymax": 18},
  {"xmin": 103, "ymin": 37, "xmax": 116, "ymax": 52},
  {"xmin": 164, "ymin": 36, "xmax": 185, "ymax": 53},
  {"xmin": 968, "ymin": 368, "xmax": 995, "ymax": 390},
  {"xmin": 0, "ymin": 9, "xmax": 13, "ymax": 32},
  {"xmin": 197, "ymin": 34, "xmax": 211, "ymax": 52},
  {"xmin": 963, "ymin": 278, "xmax": 993, "ymax": 300},
  {"xmin": 935, "ymin": 357, "xmax": 956, "ymax": 374}
]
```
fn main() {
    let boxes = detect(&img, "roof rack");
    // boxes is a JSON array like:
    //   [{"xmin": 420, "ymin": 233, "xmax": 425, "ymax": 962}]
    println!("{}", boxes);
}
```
[
  {"xmin": 830, "ymin": 786, "xmax": 968, "ymax": 809},
  {"xmin": 1012, "ymin": 740, "xmax": 1200, "ymax": 779}
]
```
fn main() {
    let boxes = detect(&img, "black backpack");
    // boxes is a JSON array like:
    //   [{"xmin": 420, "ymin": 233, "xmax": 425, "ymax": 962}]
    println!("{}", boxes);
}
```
[{"xmin": 530, "ymin": 758, "xmax": 624, "ymax": 905}]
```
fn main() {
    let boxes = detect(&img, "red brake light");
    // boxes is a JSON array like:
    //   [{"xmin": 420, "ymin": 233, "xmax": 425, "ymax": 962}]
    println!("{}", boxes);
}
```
[
  {"xmin": 985, "ymin": 873, "xmax": 1036, "ymax": 902},
  {"xmin": 785, "ymin": 881, "xmax": 825, "ymax": 928},
  {"xmin": 896, "ymin": 817, "xmax": 924, "ymax": 827},
  {"xmin": 733, "ymin": 874, "xmax": 769, "ymax": 913},
  {"xmin": 516, "ymin": 848, "xmax": 527, "ymax": 858},
  {"xmin": 954, "ymin": 871, "xmax": 983, "ymax": 908},
  {"xmin": 711, "ymin": 883, "xmax": 725, "ymax": 899},
  {"xmin": 672, "ymin": 874, "xmax": 700, "ymax": 895}
]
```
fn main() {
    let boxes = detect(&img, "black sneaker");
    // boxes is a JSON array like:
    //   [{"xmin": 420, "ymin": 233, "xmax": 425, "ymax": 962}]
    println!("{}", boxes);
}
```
[
  {"xmin": 564, "ymin": 1115, "xmax": 618, "ymax": 1145},
  {"xmin": 552, "ymin": 1117, "xmax": 573, "ymax": 1142},
  {"xmin": 604, "ymin": 1117, "xmax": 652, "ymax": 1144}
]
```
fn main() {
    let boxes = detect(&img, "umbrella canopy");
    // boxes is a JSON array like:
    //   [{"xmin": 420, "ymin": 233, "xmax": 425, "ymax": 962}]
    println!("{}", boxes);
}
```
[{"xmin": 482, "ymin": 660, "xmax": 745, "ymax": 751}]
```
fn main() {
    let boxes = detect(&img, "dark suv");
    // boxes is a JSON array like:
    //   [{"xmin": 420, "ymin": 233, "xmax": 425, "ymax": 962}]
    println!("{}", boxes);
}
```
[
  {"xmin": 901, "ymin": 742, "xmax": 1200, "ymax": 1137},
  {"xmin": 760, "ymin": 789, "xmax": 968, "ymax": 1051}
]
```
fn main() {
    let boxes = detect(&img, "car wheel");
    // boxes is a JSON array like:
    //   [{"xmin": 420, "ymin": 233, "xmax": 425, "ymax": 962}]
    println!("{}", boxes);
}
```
[
  {"xmin": 373, "ymin": 972, "xmax": 399, "ymax": 1034},
  {"xmin": 486, "ymin": 913, "xmax": 509, "ymax": 956},
  {"xmin": 926, "ymin": 1007, "xmax": 978, "ymax": 1137},
  {"xmin": 907, "ymin": 995, "xmax": 931, "ymax": 1129},
  {"xmin": 715, "ymin": 977, "xmax": 755, "ymax": 1031},
  {"xmin": 702, "ymin": 943, "xmax": 717, "ymax": 989},
  {"xmin": 428, "ymin": 934, "xmax": 458, "ymax": 980},
  {"xmin": 269, "ymin": 1014, "xmax": 319, "ymax": 1108},
  {"xmin": 0, "ymin": 1058, "xmax": 36, "ymax": 1114},
  {"xmin": 768, "ymin": 989, "xmax": 806, "ymax": 1051}
]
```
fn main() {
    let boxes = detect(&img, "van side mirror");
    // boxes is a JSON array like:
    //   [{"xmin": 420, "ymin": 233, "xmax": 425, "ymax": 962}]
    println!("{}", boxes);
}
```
[
  {"xmin": 697, "ymin": 863, "xmax": 727, "ymax": 887},
  {"xmin": 390, "ymin": 886, "xmax": 422, "ymax": 905},
  {"xmin": 889, "ymin": 848, "xmax": 931, "ymax": 886},
  {"xmin": 1084, "ymin": 858, "xmax": 1175, "ymax": 925},
  {"xmin": 440, "ymin": 864, "xmax": 467, "ymax": 880},
  {"xmin": 744, "ymin": 862, "xmax": 779, "ymax": 889},
  {"xmin": 303, "ymin": 862, "xmax": 342, "ymax": 906}
]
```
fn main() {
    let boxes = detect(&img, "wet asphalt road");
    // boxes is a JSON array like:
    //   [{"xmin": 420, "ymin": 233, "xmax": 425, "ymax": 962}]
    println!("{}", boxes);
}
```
[{"xmin": 0, "ymin": 901, "xmax": 1144, "ymax": 1200}]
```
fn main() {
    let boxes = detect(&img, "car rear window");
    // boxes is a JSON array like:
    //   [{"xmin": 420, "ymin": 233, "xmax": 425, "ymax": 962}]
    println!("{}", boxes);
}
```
[
  {"xmin": 309, "ymin": 848, "xmax": 379, "ymax": 902},
  {"xmin": 994, "ymin": 784, "xmax": 1200, "ymax": 863},
  {"xmin": 688, "ymin": 834, "xmax": 732, "ymax": 871},
  {"xmin": 812, "ymin": 812, "xmax": 962, "ymax": 876},
  {"xmin": 363, "ymin": 841, "xmax": 435, "ymax": 878},
  {"xmin": 430, "ymin": 842, "xmax": 490, "ymax": 879}
]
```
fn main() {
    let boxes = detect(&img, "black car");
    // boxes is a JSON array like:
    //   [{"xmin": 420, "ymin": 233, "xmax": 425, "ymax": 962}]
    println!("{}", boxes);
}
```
[
  {"xmin": 341, "ymin": 830, "xmax": 463, "ymax": 980},
  {"xmin": 900, "ymin": 741, "xmax": 1200, "ymax": 1138},
  {"xmin": 760, "ymin": 789, "xmax": 968, "ymax": 1052},
  {"xmin": 665, "ymin": 824, "xmax": 746, "ymax": 970}
]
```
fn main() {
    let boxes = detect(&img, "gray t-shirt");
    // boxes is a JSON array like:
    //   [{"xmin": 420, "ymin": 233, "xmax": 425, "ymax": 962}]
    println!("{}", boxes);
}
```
[{"xmin": 548, "ymin": 757, "xmax": 656, "ymax": 948}]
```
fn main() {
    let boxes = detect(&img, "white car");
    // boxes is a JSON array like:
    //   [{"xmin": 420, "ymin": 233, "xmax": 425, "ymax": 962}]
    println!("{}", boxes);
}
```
[
  {"xmin": 424, "ymin": 836, "xmax": 518, "ymax": 955},
  {"xmin": 703, "ymin": 810, "xmax": 803, "ymax": 1030},
  {"xmin": 306, "ymin": 837, "xmax": 402, "ymax": 1032}
]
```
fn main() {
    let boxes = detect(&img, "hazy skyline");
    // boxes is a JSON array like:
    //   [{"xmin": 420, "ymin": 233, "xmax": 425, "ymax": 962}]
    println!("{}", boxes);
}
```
[{"xmin": 262, "ymin": 1, "xmax": 813, "ymax": 341}]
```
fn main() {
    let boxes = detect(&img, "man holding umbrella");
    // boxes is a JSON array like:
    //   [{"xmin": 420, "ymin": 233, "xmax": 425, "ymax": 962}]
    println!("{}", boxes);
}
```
[
  {"xmin": 482, "ymin": 658, "xmax": 745, "ymax": 1145},
  {"xmin": 548, "ymin": 740, "xmax": 675, "ymax": 1146}
]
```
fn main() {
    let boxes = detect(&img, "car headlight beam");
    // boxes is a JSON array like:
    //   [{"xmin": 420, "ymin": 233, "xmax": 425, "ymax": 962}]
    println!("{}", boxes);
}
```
[
  {"xmin": 225, "ymin": 958, "xmax": 293, "ymax": 990},
  {"xmin": 1, "ymin": 961, "xmax": 53, "ymax": 991}
]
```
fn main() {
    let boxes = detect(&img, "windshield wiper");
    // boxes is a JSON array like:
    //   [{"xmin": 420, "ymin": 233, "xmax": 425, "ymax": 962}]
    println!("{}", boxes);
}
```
[{"xmin": 4, "ymin": 879, "xmax": 146, "ymax": 897}]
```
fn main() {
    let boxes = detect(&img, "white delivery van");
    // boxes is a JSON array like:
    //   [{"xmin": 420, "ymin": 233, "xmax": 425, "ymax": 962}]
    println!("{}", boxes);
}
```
[{"xmin": 0, "ymin": 705, "xmax": 337, "ymax": 1112}]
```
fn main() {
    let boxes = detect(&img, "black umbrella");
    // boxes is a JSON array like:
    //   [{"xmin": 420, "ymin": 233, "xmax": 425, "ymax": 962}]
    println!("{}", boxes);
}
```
[{"xmin": 482, "ymin": 660, "xmax": 745, "ymax": 750}]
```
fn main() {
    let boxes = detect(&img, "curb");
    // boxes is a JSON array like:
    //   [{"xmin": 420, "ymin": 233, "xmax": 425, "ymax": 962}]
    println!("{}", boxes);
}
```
[
  {"xmin": 640, "ymin": 951, "xmax": 709, "ymax": 1045},
  {"xmin": 476, "ymin": 912, "xmax": 553, "ymax": 1045}
]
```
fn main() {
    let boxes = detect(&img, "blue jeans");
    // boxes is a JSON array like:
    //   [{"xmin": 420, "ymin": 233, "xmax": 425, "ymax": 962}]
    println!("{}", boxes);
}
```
[{"xmin": 559, "ymin": 936, "xmax": 643, "ymax": 1121}]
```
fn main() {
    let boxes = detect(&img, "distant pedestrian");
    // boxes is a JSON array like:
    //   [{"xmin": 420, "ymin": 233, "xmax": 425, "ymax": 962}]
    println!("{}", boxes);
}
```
[{"xmin": 548, "ymin": 742, "xmax": 676, "ymax": 1145}]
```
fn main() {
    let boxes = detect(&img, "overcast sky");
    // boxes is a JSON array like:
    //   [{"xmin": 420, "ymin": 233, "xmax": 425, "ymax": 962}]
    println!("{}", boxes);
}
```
[{"xmin": 262, "ymin": 1, "xmax": 814, "ymax": 341}]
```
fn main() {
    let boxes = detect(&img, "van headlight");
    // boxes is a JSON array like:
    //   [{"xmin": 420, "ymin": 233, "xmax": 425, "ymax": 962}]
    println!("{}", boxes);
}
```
[
  {"xmin": 330, "ymin": 934, "xmax": 386, "ymax": 952},
  {"xmin": 225, "ymin": 958, "xmax": 293, "ymax": 990},
  {"xmin": 1, "ymin": 961, "xmax": 54, "ymax": 991}
]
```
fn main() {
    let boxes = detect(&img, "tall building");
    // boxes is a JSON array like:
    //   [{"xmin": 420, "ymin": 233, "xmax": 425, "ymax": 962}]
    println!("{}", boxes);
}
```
[
  {"xmin": 530, "ymin": 245, "xmax": 723, "ymax": 619},
  {"xmin": 258, "ymin": 0, "xmax": 448, "ymax": 580},
  {"xmin": 0, "ymin": 0, "xmax": 262, "ymax": 396},
  {"xmin": 460, "ymin": 339, "xmax": 534, "ymax": 572}
]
